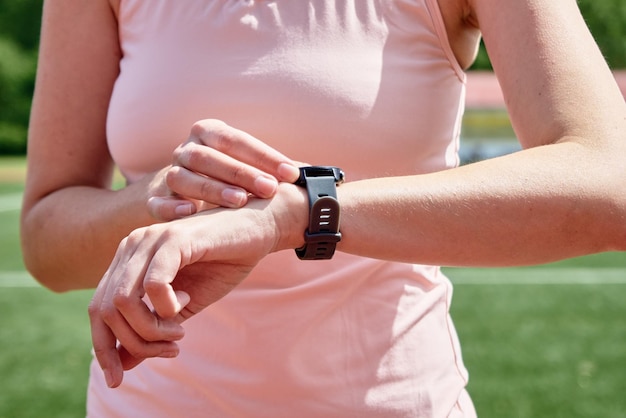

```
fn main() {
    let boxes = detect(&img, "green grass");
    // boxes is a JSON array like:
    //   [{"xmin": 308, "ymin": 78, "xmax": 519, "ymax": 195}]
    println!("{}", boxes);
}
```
[
  {"xmin": 0, "ymin": 288, "xmax": 93, "ymax": 418},
  {"xmin": 0, "ymin": 201, "xmax": 25, "ymax": 271},
  {"xmin": 447, "ymin": 269, "xmax": 626, "ymax": 418},
  {"xmin": 1, "ymin": 157, "xmax": 625, "ymax": 417}
]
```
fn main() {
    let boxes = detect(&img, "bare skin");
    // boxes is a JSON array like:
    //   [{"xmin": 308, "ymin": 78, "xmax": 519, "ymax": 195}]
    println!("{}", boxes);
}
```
[{"xmin": 21, "ymin": 0, "xmax": 626, "ymax": 388}]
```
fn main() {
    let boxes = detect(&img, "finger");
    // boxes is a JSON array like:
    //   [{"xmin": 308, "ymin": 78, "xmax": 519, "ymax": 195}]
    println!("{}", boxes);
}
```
[
  {"xmin": 89, "ymin": 292, "xmax": 124, "ymax": 388},
  {"xmin": 118, "ymin": 344, "xmax": 145, "ymax": 371},
  {"xmin": 113, "ymin": 291, "xmax": 186, "ymax": 341},
  {"xmin": 166, "ymin": 165, "xmax": 251, "ymax": 208},
  {"xmin": 117, "ymin": 342, "xmax": 180, "ymax": 372},
  {"xmin": 277, "ymin": 161, "xmax": 301, "ymax": 183},
  {"xmin": 100, "ymin": 282, "xmax": 183, "ymax": 365},
  {"xmin": 147, "ymin": 196, "xmax": 198, "ymax": 221},
  {"xmin": 89, "ymin": 308, "xmax": 124, "ymax": 388},
  {"xmin": 88, "ymin": 247, "xmax": 127, "ymax": 388},
  {"xmin": 105, "ymin": 233, "xmax": 186, "ymax": 343},
  {"xmin": 142, "ymin": 244, "xmax": 190, "ymax": 319},
  {"xmin": 93, "ymin": 231, "xmax": 184, "ymax": 369},
  {"xmin": 95, "ymin": 299, "xmax": 181, "ymax": 379},
  {"xmin": 174, "ymin": 290, "xmax": 192, "ymax": 314},
  {"xmin": 190, "ymin": 119, "xmax": 300, "ymax": 183},
  {"xmin": 172, "ymin": 143, "xmax": 280, "ymax": 200}
]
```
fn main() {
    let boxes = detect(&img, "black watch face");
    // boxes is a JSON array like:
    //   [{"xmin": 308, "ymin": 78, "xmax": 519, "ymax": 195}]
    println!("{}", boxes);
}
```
[{"xmin": 297, "ymin": 166, "xmax": 345, "ymax": 184}]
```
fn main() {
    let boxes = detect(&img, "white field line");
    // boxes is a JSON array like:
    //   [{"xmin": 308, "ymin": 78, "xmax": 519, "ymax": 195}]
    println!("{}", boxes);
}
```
[
  {"xmin": 0, "ymin": 268, "xmax": 625, "ymax": 288},
  {"xmin": 446, "ymin": 267, "xmax": 626, "ymax": 285},
  {"xmin": 0, "ymin": 193, "xmax": 22, "ymax": 213}
]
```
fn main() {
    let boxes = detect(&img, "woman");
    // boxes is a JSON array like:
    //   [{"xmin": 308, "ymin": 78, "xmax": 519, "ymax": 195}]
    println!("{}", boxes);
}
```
[{"xmin": 21, "ymin": 0, "xmax": 626, "ymax": 416}]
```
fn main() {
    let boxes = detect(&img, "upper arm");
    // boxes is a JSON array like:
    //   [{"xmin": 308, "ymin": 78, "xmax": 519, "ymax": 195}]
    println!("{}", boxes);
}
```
[
  {"xmin": 23, "ymin": 0, "xmax": 122, "ymax": 212},
  {"xmin": 469, "ymin": 0, "xmax": 626, "ymax": 150}
]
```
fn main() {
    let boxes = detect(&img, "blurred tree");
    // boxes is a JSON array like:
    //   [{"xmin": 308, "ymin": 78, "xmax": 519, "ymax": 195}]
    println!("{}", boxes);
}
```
[
  {"xmin": 0, "ymin": 0, "xmax": 42, "ymax": 154},
  {"xmin": 0, "ymin": 0, "xmax": 43, "ymax": 50},
  {"xmin": 472, "ymin": 0, "xmax": 626, "ymax": 70},
  {"xmin": 577, "ymin": 0, "xmax": 626, "ymax": 69},
  {"xmin": 0, "ymin": 37, "xmax": 36, "ymax": 154}
]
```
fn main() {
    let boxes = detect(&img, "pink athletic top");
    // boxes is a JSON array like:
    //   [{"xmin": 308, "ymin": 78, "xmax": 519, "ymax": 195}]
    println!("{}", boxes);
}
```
[{"xmin": 88, "ymin": 1, "xmax": 476, "ymax": 416}]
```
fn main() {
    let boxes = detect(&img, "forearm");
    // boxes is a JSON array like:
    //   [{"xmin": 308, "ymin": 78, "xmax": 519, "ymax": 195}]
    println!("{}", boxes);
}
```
[
  {"xmin": 21, "ymin": 181, "xmax": 157, "ymax": 292},
  {"xmin": 326, "ymin": 140, "xmax": 626, "ymax": 267}
]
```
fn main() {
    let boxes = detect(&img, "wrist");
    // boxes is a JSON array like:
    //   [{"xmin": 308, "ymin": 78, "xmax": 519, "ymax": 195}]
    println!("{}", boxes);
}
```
[{"xmin": 267, "ymin": 182, "xmax": 309, "ymax": 252}]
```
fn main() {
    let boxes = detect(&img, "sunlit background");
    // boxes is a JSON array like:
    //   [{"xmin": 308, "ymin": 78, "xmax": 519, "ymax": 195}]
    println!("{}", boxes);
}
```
[{"xmin": 1, "ymin": 2, "xmax": 625, "ymax": 417}]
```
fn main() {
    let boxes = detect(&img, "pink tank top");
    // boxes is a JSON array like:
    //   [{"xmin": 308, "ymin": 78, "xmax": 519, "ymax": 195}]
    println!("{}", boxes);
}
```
[{"xmin": 90, "ymin": 1, "xmax": 476, "ymax": 416}]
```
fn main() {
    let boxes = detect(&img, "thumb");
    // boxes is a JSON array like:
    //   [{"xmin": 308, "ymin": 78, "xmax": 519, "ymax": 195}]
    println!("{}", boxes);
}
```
[{"xmin": 147, "ymin": 196, "xmax": 197, "ymax": 221}]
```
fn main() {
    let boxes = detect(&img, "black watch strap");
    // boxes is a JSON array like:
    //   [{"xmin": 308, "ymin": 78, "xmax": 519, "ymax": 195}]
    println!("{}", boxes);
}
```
[{"xmin": 294, "ymin": 166, "xmax": 344, "ymax": 260}]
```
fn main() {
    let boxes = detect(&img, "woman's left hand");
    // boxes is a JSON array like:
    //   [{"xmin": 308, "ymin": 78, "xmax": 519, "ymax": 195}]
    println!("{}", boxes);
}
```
[{"xmin": 147, "ymin": 119, "xmax": 301, "ymax": 221}]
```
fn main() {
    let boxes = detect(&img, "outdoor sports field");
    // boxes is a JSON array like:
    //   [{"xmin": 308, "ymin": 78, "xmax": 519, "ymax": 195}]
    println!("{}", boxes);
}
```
[{"xmin": 1, "ymin": 156, "xmax": 625, "ymax": 417}]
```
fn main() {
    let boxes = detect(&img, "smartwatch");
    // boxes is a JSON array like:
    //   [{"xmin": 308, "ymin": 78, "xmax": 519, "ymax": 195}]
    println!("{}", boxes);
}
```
[{"xmin": 293, "ymin": 166, "xmax": 345, "ymax": 260}]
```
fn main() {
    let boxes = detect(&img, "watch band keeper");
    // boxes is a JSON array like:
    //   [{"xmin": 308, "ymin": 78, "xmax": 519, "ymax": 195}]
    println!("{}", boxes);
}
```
[{"xmin": 295, "ymin": 231, "xmax": 342, "ymax": 260}]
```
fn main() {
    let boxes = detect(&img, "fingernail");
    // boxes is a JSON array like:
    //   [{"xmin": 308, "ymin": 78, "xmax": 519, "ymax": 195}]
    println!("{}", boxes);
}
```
[
  {"xmin": 222, "ymin": 188, "xmax": 247, "ymax": 207},
  {"xmin": 174, "ymin": 202, "xmax": 196, "ymax": 217},
  {"xmin": 159, "ymin": 349, "xmax": 179, "ymax": 358},
  {"xmin": 103, "ymin": 368, "xmax": 115, "ymax": 388},
  {"xmin": 255, "ymin": 176, "xmax": 278, "ymax": 197},
  {"xmin": 277, "ymin": 163, "xmax": 300, "ymax": 182}
]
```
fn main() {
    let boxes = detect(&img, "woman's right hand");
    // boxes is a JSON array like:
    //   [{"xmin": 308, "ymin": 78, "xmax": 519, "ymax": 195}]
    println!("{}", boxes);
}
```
[
  {"xmin": 147, "ymin": 119, "xmax": 301, "ymax": 221},
  {"xmin": 89, "ymin": 182, "xmax": 309, "ymax": 387}
]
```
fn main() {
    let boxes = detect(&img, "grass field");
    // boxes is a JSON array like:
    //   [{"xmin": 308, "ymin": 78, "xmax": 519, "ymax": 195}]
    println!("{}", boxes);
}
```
[{"xmin": 1, "ymin": 157, "xmax": 625, "ymax": 417}]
